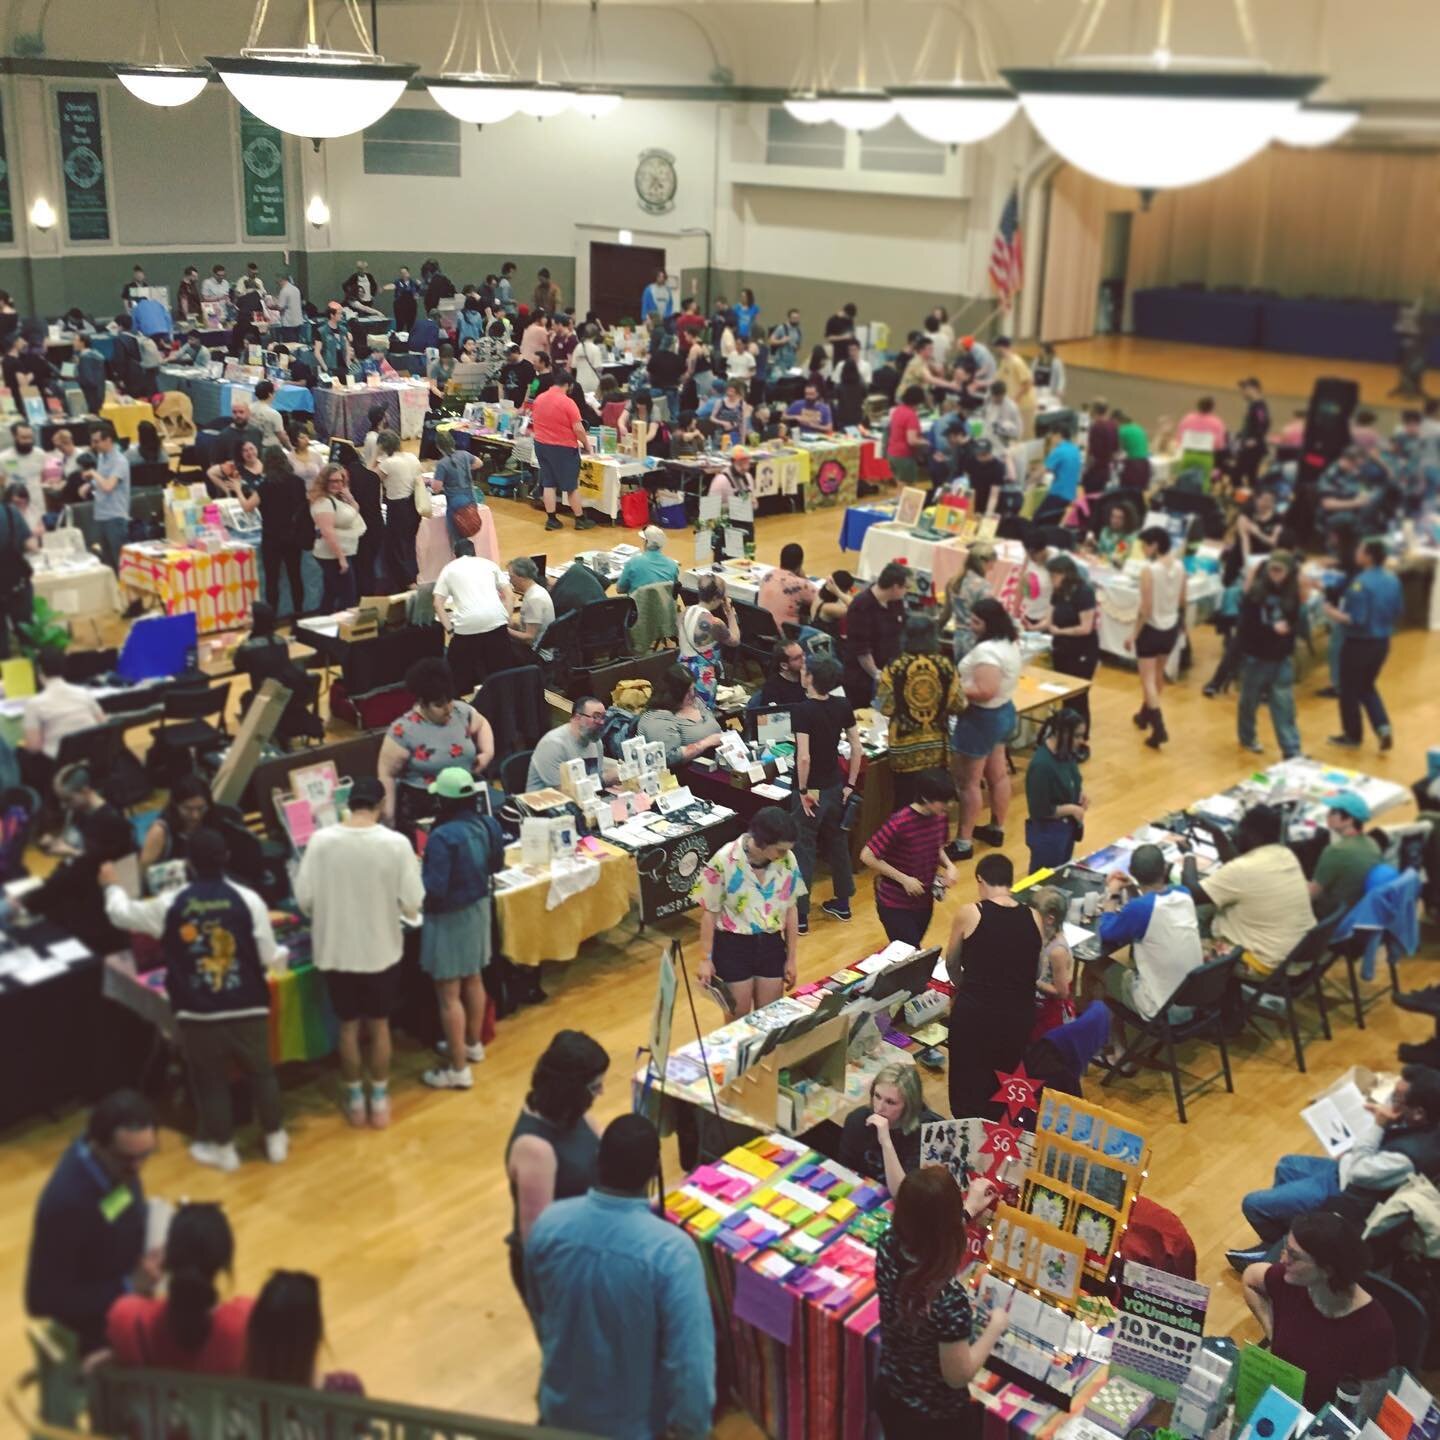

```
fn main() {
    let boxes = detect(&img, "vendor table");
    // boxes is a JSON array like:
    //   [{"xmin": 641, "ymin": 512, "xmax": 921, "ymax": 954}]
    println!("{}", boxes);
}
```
[
  {"xmin": 100, "ymin": 398, "xmax": 156, "ymax": 444},
  {"xmin": 578, "ymin": 453, "xmax": 647, "ymax": 520},
  {"xmin": 0, "ymin": 918, "xmax": 114, "ymax": 1127},
  {"xmin": 313, "ymin": 381, "xmax": 429, "ymax": 443},
  {"xmin": 32, "ymin": 556, "xmax": 121, "ymax": 624},
  {"xmin": 103, "ymin": 952, "xmax": 338, "ymax": 1064},
  {"xmin": 837, "ymin": 504, "xmax": 894, "ymax": 554},
  {"xmin": 857, "ymin": 520, "xmax": 1008, "ymax": 596},
  {"xmin": 494, "ymin": 840, "xmax": 635, "ymax": 967},
  {"xmin": 118, "ymin": 540, "xmax": 259, "ymax": 634},
  {"xmin": 159, "ymin": 368, "xmax": 315, "ymax": 426},
  {"xmin": 413, "ymin": 492, "xmax": 500, "ymax": 582}
]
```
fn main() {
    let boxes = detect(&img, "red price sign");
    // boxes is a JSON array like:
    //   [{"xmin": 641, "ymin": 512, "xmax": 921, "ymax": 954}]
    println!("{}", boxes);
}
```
[{"xmin": 990, "ymin": 1064, "xmax": 1039, "ymax": 1121}]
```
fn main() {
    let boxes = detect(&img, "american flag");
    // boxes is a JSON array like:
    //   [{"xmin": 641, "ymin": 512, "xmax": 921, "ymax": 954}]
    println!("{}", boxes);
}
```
[{"xmin": 989, "ymin": 186, "xmax": 1023, "ymax": 307}]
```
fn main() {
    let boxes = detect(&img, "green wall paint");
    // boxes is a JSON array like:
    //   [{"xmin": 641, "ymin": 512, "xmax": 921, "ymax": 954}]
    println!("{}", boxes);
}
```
[
  {"xmin": 683, "ymin": 267, "xmax": 988, "ymax": 352},
  {"xmin": 11, "ymin": 249, "xmax": 579, "ymax": 326}
]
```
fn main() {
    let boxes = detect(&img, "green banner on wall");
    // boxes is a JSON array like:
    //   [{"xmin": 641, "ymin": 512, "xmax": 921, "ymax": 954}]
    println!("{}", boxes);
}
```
[
  {"xmin": 239, "ymin": 107, "xmax": 286, "ymax": 237},
  {"xmin": 0, "ymin": 95, "xmax": 13, "ymax": 244},
  {"xmin": 56, "ymin": 89, "xmax": 110, "ymax": 241}
]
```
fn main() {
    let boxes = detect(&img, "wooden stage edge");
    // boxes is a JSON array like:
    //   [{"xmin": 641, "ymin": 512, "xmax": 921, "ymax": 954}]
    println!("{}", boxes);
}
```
[{"xmin": 1054, "ymin": 335, "xmax": 1417, "ymax": 412}]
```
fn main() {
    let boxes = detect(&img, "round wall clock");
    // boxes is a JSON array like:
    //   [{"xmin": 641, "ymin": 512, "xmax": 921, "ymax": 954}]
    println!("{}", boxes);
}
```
[{"xmin": 635, "ymin": 147, "xmax": 677, "ymax": 215}]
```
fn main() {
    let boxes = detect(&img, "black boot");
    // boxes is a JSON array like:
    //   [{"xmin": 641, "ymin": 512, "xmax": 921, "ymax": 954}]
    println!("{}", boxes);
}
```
[
  {"xmin": 1145, "ymin": 709, "xmax": 1168, "ymax": 748},
  {"xmin": 1132, "ymin": 705, "xmax": 1153, "ymax": 730}
]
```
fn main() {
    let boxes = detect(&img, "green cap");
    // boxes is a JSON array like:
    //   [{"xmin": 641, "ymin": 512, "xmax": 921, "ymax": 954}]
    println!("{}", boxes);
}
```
[{"xmin": 428, "ymin": 766, "xmax": 479, "ymax": 799}]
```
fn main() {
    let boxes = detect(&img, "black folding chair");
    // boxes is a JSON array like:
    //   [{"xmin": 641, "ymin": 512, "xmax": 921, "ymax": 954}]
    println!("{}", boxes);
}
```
[
  {"xmin": 149, "ymin": 683, "xmax": 230, "ymax": 781},
  {"xmin": 499, "ymin": 749, "xmax": 535, "ymax": 795},
  {"xmin": 1242, "ymin": 913, "xmax": 1343, "ymax": 1073},
  {"xmin": 1101, "ymin": 952, "xmax": 1241, "ymax": 1123},
  {"xmin": 733, "ymin": 599, "xmax": 784, "ymax": 670},
  {"xmin": 1363, "ymin": 1272, "xmax": 1429, "ymax": 1372},
  {"xmin": 576, "ymin": 597, "xmax": 637, "ymax": 667}
]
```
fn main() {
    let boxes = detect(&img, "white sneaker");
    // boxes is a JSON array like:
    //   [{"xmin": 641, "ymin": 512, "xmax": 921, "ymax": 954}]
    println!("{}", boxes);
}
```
[
  {"xmin": 422, "ymin": 1065, "xmax": 473, "ymax": 1090},
  {"xmin": 264, "ymin": 1130, "xmax": 289, "ymax": 1164},
  {"xmin": 189, "ymin": 1141, "xmax": 240, "ymax": 1173},
  {"xmin": 436, "ymin": 1039, "xmax": 487, "ymax": 1064}
]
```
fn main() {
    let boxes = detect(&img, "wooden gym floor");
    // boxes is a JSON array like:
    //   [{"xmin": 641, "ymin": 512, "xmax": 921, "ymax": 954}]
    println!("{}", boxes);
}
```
[
  {"xmin": 1056, "ymin": 336, "xmax": 1413, "ymax": 412},
  {"xmin": 1, "ymin": 493, "xmax": 1438, "ymax": 1433}
]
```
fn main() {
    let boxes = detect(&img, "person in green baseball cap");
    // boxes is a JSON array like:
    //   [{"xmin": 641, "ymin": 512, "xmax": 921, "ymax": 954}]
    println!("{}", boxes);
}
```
[
  {"xmin": 1310, "ymin": 791, "xmax": 1381, "ymax": 919},
  {"xmin": 419, "ymin": 767, "xmax": 507, "ymax": 1091}
]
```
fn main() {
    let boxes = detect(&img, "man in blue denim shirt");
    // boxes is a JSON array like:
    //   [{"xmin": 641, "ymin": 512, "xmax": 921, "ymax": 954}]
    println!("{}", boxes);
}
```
[
  {"xmin": 526, "ymin": 1115, "xmax": 715, "ymax": 1440},
  {"xmin": 85, "ymin": 423, "xmax": 130, "ymax": 571},
  {"xmin": 1326, "ymin": 538, "xmax": 1402, "ymax": 750}
]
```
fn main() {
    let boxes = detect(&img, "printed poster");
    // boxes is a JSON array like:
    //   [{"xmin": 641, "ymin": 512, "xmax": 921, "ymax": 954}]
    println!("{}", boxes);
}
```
[{"xmin": 1110, "ymin": 1259, "xmax": 1210, "ymax": 1399}]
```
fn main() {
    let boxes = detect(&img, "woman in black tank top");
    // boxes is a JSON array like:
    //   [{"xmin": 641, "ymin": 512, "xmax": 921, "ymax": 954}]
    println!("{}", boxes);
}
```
[
  {"xmin": 944, "ymin": 856, "xmax": 1043, "ymax": 1119},
  {"xmin": 504, "ymin": 1031, "xmax": 609, "ymax": 1308}
]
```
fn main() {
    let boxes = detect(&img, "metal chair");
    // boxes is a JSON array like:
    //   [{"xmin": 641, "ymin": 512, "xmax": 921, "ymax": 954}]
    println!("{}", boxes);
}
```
[
  {"xmin": 1101, "ymin": 952, "xmax": 1241, "ymax": 1123},
  {"xmin": 733, "ymin": 599, "xmax": 783, "ymax": 670},
  {"xmin": 499, "ymin": 749, "xmax": 535, "ymax": 796},
  {"xmin": 576, "ymin": 596, "xmax": 637, "ymax": 668},
  {"xmin": 1362, "ymin": 1272, "xmax": 1429, "ymax": 1372},
  {"xmin": 149, "ymin": 683, "xmax": 230, "ymax": 780},
  {"xmin": 1242, "ymin": 913, "xmax": 1343, "ymax": 1072}
]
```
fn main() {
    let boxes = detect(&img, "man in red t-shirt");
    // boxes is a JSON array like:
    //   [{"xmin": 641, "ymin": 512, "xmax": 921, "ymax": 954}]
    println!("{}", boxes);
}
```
[
  {"xmin": 530, "ymin": 383, "xmax": 595, "ymax": 531},
  {"xmin": 674, "ymin": 297, "xmax": 706, "ymax": 353},
  {"xmin": 886, "ymin": 384, "xmax": 927, "ymax": 486}
]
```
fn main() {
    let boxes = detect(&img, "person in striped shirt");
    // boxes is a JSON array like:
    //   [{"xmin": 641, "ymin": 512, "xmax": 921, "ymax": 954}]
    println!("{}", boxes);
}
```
[{"xmin": 860, "ymin": 771, "xmax": 959, "ymax": 946}]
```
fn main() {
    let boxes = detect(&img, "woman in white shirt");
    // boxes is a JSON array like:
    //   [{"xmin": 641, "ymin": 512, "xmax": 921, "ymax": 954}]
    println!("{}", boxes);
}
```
[
  {"xmin": 309, "ymin": 463, "xmax": 365, "ymax": 614},
  {"xmin": 374, "ymin": 429, "xmax": 423, "ymax": 585},
  {"xmin": 289, "ymin": 429, "xmax": 323, "ymax": 484},
  {"xmin": 1130, "ymin": 526, "xmax": 1187, "ymax": 750},
  {"xmin": 572, "ymin": 322, "xmax": 606, "ymax": 398},
  {"xmin": 949, "ymin": 598, "xmax": 1023, "ymax": 861}
]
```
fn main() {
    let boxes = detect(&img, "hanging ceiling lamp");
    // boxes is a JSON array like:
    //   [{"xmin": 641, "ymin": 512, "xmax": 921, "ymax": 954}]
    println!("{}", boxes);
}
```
[
  {"xmin": 516, "ymin": 0, "xmax": 576, "ymax": 117},
  {"xmin": 889, "ymin": 85, "xmax": 1018, "ymax": 145},
  {"xmin": 209, "ymin": 0, "xmax": 415, "ymax": 141},
  {"xmin": 112, "ymin": 0, "xmax": 209, "ymax": 107},
  {"xmin": 783, "ymin": 0, "xmax": 835, "ymax": 125},
  {"xmin": 424, "ymin": 0, "xmax": 528, "ymax": 124},
  {"xmin": 1272, "ymin": 100, "xmax": 1359, "ymax": 147},
  {"xmin": 888, "ymin": 4, "xmax": 1017, "ymax": 145},
  {"xmin": 569, "ymin": 0, "xmax": 622, "ymax": 118},
  {"xmin": 810, "ymin": 0, "xmax": 898, "ymax": 131},
  {"xmin": 1004, "ymin": 0, "xmax": 1320, "ymax": 192}
]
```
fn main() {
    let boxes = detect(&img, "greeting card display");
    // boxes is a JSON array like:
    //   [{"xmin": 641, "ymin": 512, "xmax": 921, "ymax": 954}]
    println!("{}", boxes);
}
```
[{"xmin": 987, "ymin": 1203, "xmax": 1087, "ymax": 1306}]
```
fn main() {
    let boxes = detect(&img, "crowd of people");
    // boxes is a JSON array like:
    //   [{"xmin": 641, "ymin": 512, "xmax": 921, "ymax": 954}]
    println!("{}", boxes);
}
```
[{"xmin": 5, "ymin": 252, "xmax": 1435, "ymax": 1440}]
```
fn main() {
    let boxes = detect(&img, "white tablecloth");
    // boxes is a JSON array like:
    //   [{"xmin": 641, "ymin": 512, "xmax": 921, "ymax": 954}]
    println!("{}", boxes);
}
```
[{"xmin": 33, "ymin": 559, "xmax": 121, "ymax": 619}]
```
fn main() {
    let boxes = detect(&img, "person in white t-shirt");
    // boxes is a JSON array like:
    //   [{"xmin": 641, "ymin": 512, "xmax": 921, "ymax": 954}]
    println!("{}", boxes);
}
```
[
  {"xmin": 21, "ymin": 647, "xmax": 104, "ymax": 786},
  {"xmin": 433, "ymin": 539, "xmax": 516, "ymax": 694},
  {"xmin": 294, "ymin": 777, "xmax": 424, "ymax": 1129},
  {"xmin": 506, "ymin": 556, "xmax": 556, "ymax": 656},
  {"xmin": 374, "ymin": 430, "xmax": 423, "ymax": 585},
  {"xmin": 0, "ymin": 421, "xmax": 46, "ymax": 516}
]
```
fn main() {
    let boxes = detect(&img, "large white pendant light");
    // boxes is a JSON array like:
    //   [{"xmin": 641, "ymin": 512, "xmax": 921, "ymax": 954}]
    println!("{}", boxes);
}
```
[
  {"xmin": 1272, "ymin": 100, "xmax": 1359, "ymax": 147},
  {"xmin": 426, "ymin": 76, "xmax": 529, "ymax": 125},
  {"xmin": 114, "ymin": 64, "xmax": 210, "ymax": 108},
  {"xmin": 889, "ymin": 84, "xmax": 1018, "ymax": 145},
  {"xmin": 1004, "ymin": 68, "xmax": 1319, "ymax": 190},
  {"xmin": 112, "ymin": 0, "xmax": 209, "ymax": 108},
  {"xmin": 783, "ymin": 95, "xmax": 830, "ymax": 125},
  {"xmin": 210, "ymin": 0, "xmax": 414, "ymax": 141},
  {"xmin": 569, "ymin": 0, "xmax": 621, "ymax": 119},
  {"xmin": 812, "ymin": 91, "xmax": 896, "ymax": 131}
]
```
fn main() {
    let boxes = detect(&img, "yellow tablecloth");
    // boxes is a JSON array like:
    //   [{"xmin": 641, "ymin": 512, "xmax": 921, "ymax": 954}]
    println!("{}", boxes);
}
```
[
  {"xmin": 118, "ymin": 542, "xmax": 259, "ymax": 633},
  {"xmin": 495, "ymin": 843, "xmax": 636, "ymax": 967},
  {"xmin": 100, "ymin": 399, "xmax": 157, "ymax": 444}
]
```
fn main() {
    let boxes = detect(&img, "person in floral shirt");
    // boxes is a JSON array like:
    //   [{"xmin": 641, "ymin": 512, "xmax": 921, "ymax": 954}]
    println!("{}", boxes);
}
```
[
  {"xmin": 377, "ymin": 657, "xmax": 495, "ymax": 834},
  {"xmin": 693, "ymin": 807, "xmax": 804, "ymax": 1017}
]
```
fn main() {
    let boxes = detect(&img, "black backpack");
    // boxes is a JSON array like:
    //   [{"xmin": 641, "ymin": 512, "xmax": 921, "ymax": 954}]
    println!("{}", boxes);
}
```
[{"xmin": 599, "ymin": 706, "xmax": 642, "ymax": 760}]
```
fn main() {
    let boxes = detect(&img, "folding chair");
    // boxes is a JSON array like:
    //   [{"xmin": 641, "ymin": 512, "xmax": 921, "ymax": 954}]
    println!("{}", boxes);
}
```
[
  {"xmin": 1242, "ymin": 913, "xmax": 1343, "ymax": 1073},
  {"xmin": 1102, "ymin": 952, "xmax": 1241, "ymax": 1123}
]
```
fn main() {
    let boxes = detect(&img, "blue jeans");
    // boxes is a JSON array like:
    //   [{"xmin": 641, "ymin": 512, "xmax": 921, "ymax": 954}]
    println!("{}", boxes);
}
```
[
  {"xmin": 317, "ymin": 557, "xmax": 356, "ymax": 615},
  {"xmin": 1241, "ymin": 1153, "xmax": 1341, "ymax": 1242},
  {"xmin": 98, "ymin": 516, "xmax": 130, "ymax": 572},
  {"xmin": 1026, "ymin": 817, "xmax": 1077, "ymax": 874},
  {"xmin": 1237, "ymin": 656, "xmax": 1301, "ymax": 757}
]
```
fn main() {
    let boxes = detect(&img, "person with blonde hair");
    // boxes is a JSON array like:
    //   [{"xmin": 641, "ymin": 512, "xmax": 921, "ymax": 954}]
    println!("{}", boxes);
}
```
[
  {"xmin": 838, "ymin": 1062, "xmax": 941, "ymax": 1193},
  {"xmin": 308, "ymin": 463, "xmax": 364, "ymax": 613},
  {"xmin": 1028, "ymin": 886, "xmax": 1075, "ymax": 1040}
]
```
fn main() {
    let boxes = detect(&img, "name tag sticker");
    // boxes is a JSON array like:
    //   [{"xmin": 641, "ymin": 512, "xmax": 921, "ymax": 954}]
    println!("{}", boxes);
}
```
[{"xmin": 100, "ymin": 1186, "xmax": 133, "ymax": 1223}]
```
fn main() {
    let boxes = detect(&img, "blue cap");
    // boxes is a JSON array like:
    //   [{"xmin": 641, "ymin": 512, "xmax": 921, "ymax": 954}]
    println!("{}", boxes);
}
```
[{"xmin": 1327, "ymin": 790, "xmax": 1371, "ymax": 824}]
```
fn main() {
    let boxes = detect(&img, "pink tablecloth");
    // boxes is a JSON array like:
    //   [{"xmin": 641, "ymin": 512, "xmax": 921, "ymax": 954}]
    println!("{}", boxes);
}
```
[{"xmin": 416, "ymin": 504, "xmax": 500, "ymax": 584}]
